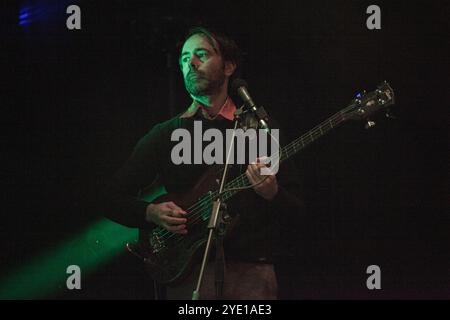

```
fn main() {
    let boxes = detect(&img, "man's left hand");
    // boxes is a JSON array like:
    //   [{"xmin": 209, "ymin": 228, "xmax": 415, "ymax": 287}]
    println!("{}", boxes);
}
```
[{"xmin": 245, "ymin": 158, "xmax": 278, "ymax": 201}]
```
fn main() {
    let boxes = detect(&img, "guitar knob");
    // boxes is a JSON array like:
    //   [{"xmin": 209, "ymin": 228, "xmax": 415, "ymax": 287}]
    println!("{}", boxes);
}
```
[{"xmin": 365, "ymin": 120, "xmax": 376, "ymax": 129}]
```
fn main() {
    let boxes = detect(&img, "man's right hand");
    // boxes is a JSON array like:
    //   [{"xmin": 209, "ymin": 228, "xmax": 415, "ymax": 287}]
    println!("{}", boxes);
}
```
[{"xmin": 145, "ymin": 202, "xmax": 188, "ymax": 234}]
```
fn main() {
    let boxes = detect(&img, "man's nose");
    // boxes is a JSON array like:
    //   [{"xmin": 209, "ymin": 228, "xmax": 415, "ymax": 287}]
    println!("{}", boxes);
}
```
[{"xmin": 189, "ymin": 55, "xmax": 200, "ymax": 69}]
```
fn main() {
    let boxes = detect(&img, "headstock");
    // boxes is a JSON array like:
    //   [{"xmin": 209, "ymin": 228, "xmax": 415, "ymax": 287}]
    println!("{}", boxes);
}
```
[{"xmin": 342, "ymin": 82, "xmax": 395, "ymax": 128}]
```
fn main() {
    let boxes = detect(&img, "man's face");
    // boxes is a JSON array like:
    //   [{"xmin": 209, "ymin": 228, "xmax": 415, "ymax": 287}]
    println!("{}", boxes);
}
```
[{"xmin": 180, "ymin": 34, "xmax": 227, "ymax": 97}]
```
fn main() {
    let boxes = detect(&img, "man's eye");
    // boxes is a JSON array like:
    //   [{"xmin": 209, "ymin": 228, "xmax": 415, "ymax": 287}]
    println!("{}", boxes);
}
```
[{"xmin": 182, "ymin": 57, "xmax": 189, "ymax": 63}]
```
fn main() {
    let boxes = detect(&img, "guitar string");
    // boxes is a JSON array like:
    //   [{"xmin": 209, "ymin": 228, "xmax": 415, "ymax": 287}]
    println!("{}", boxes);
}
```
[
  {"xmin": 170, "ymin": 95, "xmax": 389, "ymax": 242},
  {"xmin": 154, "ymin": 109, "xmax": 348, "ymax": 243},
  {"xmin": 153, "ymin": 109, "xmax": 349, "ymax": 243}
]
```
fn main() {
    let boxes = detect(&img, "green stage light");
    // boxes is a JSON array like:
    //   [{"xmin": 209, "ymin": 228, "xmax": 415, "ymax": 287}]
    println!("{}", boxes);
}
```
[
  {"xmin": 0, "ymin": 185, "xmax": 166, "ymax": 299},
  {"xmin": 0, "ymin": 219, "xmax": 136, "ymax": 299}
]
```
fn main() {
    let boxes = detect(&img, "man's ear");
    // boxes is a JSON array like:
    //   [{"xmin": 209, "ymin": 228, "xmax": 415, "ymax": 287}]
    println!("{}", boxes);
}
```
[{"xmin": 224, "ymin": 61, "xmax": 236, "ymax": 77}]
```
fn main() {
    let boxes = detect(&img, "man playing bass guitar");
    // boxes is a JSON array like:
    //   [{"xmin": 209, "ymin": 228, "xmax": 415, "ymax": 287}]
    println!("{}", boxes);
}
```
[{"xmin": 102, "ymin": 27, "xmax": 304, "ymax": 299}]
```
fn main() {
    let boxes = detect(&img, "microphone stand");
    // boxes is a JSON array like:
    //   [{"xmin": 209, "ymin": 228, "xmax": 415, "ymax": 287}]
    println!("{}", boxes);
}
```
[{"xmin": 192, "ymin": 108, "xmax": 244, "ymax": 300}]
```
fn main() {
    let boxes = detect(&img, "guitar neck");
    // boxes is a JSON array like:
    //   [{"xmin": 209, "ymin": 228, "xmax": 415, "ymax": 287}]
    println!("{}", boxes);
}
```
[
  {"xmin": 219, "ymin": 109, "xmax": 349, "ymax": 202},
  {"xmin": 280, "ymin": 108, "xmax": 348, "ymax": 162}
]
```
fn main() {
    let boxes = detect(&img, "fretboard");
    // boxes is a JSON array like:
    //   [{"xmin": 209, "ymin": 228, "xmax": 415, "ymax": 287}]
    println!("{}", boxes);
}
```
[{"xmin": 215, "ymin": 109, "xmax": 349, "ymax": 202}]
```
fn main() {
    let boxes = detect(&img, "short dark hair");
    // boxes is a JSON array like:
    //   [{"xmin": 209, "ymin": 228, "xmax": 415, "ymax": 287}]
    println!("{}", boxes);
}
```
[{"xmin": 180, "ymin": 26, "xmax": 241, "ymax": 68}]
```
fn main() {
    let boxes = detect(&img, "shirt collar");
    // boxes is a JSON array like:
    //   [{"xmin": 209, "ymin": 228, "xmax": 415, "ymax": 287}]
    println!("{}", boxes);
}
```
[{"xmin": 180, "ymin": 97, "xmax": 237, "ymax": 121}]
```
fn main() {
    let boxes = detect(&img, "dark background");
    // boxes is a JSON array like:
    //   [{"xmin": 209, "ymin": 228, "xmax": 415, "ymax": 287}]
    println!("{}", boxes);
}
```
[{"xmin": 1, "ymin": 0, "xmax": 448, "ymax": 299}]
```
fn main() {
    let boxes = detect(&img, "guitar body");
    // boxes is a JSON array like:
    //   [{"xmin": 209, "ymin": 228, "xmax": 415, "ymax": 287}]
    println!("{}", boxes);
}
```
[{"xmin": 134, "ymin": 165, "xmax": 233, "ymax": 285}]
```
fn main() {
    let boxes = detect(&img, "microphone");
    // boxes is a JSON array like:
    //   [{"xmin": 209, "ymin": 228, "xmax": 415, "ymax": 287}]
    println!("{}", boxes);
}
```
[{"xmin": 231, "ymin": 79, "xmax": 270, "ymax": 130}]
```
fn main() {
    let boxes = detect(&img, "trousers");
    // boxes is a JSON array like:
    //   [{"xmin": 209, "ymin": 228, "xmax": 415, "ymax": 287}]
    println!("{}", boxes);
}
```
[{"xmin": 161, "ymin": 261, "xmax": 277, "ymax": 300}]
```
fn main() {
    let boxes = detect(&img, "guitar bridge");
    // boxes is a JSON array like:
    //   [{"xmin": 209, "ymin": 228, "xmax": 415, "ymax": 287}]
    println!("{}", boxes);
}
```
[{"xmin": 149, "ymin": 230, "xmax": 166, "ymax": 253}]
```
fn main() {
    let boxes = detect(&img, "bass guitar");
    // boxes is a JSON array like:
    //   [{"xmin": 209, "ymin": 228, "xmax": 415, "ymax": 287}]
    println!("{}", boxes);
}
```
[{"xmin": 128, "ymin": 82, "xmax": 395, "ymax": 285}]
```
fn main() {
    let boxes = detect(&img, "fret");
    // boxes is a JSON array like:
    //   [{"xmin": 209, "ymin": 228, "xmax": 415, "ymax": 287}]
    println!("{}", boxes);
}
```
[
  {"xmin": 317, "ymin": 129, "xmax": 322, "ymax": 138},
  {"xmin": 304, "ymin": 135, "xmax": 310, "ymax": 144}
]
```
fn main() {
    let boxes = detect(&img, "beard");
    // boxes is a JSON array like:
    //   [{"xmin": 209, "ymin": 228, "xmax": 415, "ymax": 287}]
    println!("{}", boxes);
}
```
[{"xmin": 184, "ymin": 66, "xmax": 226, "ymax": 97}]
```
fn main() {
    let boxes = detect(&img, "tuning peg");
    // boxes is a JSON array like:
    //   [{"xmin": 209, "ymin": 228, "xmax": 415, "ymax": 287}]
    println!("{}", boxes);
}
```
[
  {"xmin": 365, "ymin": 120, "xmax": 376, "ymax": 129},
  {"xmin": 355, "ymin": 90, "xmax": 366, "ymax": 99},
  {"xmin": 385, "ymin": 108, "xmax": 397, "ymax": 119}
]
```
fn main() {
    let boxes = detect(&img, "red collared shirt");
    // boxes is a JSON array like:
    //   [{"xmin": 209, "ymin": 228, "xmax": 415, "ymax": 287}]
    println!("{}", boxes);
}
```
[{"xmin": 180, "ymin": 98, "xmax": 237, "ymax": 121}]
